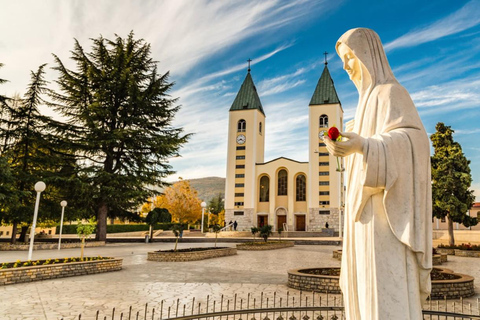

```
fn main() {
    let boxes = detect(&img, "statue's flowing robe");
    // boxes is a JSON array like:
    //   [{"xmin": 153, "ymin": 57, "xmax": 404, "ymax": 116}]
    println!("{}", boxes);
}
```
[{"xmin": 337, "ymin": 29, "xmax": 432, "ymax": 320}]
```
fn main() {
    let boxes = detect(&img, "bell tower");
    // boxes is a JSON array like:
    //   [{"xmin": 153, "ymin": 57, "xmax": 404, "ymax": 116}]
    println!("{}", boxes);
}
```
[
  {"xmin": 225, "ymin": 64, "xmax": 266, "ymax": 229},
  {"xmin": 307, "ymin": 54, "xmax": 344, "ymax": 232}
]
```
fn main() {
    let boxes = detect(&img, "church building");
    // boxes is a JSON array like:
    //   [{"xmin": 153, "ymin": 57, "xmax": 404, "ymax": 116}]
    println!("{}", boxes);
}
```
[{"xmin": 224, "ymin": 60, "xmax": 344, "ymax": 233}]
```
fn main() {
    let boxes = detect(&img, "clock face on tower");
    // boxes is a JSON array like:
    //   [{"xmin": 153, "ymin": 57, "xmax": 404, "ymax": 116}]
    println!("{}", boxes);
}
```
[
  {"xmin": 236, "ymin": 134, "xmax": 246, "ymax": 144},
  {"xmin": 319, "ymin": 130, "xmax": 326, "ymax": 140}
]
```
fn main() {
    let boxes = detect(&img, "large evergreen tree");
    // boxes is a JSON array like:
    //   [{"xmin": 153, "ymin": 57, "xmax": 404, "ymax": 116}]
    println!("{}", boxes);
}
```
[
  {"xmin": 431, "ymin": 122, "xmax": 477, "ymax": 245},
  {"xmin": 50, "ymin": 32, "xmax": 189, "ymax": 240}
]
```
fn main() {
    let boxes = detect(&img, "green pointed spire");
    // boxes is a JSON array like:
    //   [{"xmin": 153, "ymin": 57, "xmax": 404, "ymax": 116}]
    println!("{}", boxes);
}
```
[
  {"xmin": 309, "ymin": 64, "xmax": 340, "ymax": 105},
  {"xmin": 230, "ymin": 71, "xmax": 265, "ymax": 116}
]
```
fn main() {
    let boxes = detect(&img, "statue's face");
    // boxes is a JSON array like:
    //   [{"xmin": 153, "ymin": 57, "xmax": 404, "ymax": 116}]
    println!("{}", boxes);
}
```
[{"xmin": 338, "ymin": 43, "xmax": 361, "ymax": 82}]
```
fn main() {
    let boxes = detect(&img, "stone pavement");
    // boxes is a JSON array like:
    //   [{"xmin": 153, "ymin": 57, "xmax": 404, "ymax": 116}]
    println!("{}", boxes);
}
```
[{"xmin": 0, "ymin": 242, "xmax": 479, "ymax": 320}]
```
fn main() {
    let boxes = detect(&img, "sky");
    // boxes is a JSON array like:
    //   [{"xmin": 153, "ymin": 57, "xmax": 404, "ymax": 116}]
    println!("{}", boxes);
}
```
[{"xmin": 1, "ymin": 0, "xmax": 480, "ymax": 199}]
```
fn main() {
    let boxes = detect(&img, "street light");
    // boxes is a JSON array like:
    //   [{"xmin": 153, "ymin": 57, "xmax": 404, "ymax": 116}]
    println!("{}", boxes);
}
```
[
  {"xmin": 28, "ymin": 181, "xmax": 46, "ymax": 260},
  {"xmin": 201, "ymin": 201, "xmax": 207, "ymax": 233},
  {"xmin": 58, "ymin": 200, "xmax": 67, "ymax": 250}
]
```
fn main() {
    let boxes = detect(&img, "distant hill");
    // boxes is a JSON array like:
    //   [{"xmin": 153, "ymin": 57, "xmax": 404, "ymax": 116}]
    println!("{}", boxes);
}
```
[{"xmin": 186, "ymin": 177, "xmax": 225, "ymax": 202}]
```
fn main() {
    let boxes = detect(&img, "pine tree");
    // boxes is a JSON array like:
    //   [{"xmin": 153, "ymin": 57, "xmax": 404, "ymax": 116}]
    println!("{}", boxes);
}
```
[
  {"xmin": 0, "ymin": 64, "xmax": 67, "ymax": 243},
  {"xmin": 431, "ymin": 122, "xmax": 477, "ymax": 245},
  {"xmin": 50, "ymin": 32, "xmax": 189, "ymax": 240}
]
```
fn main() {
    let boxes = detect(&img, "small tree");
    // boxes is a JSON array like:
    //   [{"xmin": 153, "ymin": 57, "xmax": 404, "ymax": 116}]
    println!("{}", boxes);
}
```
[
  {"xmin": 250, "ymin": 226, "xmax": 259, "ymax": 242},
  {"xmin": 259, "ymin": 225, "xmax": 273, "ymax": 242},
  {"xmin": 77, "ymin": 220, "xmax": 95, "ymax": 260},
  {"xmin": 145, "ymin": 208, "xmax": 171, "ymax": 241},
  {"xmin": 278, "ymin": 227, "xmax": 283, "ymax": 240},
  {"xmin": 171, "ymin": 224, "xmax": 184, "ymax": 252},
  {"xmin": 211, "ymin": 224, "xmax": 222, "ymax": 248}
]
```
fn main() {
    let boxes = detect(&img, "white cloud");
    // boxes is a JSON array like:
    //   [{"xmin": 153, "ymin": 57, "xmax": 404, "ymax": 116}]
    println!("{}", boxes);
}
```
[
  {"xmin": 410, "ymin": 77, "xmax": 480, "ymax": 116},
  {"xmin": 385, "ymin": 0, "xmax": 480, "ymax": 51}
]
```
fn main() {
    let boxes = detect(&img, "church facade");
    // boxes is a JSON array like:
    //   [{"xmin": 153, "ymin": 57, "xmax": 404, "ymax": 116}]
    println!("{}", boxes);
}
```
[{"xmin": 224, "ymin": 62, "xmax": 344, "ymax": 233}]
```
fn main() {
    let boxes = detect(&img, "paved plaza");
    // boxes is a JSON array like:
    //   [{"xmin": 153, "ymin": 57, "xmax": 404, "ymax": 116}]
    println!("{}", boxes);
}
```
[{"xmin": 0, "ymin": 242, "xmax": 479, "ymax": 319}]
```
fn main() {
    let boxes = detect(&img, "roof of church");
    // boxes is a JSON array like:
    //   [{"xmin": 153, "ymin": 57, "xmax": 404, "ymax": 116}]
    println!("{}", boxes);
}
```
[
  {"xmin": 309, "ymin": 64, "xmax": 341, "ymax": 105},
  {"xmin": 256, "ymin": 157, "xmax": 308, "ymax": 166},
  {"xmin": 230, "ymin": 71, "xmax": 265, "ymax": 116}
]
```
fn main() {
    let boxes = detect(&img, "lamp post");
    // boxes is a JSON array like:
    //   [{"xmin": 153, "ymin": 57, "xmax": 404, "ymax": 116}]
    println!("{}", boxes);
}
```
[
  {"xmin": 28, "ymin": 181, "xmax": 46, "ymax": 260},
  {"xmin": 58, "ymin": 200, "xmax": 67, "ymax": 250},
  {"xmin": 201, "ymin": 202, "xmax": 207, "ymax": 233}
]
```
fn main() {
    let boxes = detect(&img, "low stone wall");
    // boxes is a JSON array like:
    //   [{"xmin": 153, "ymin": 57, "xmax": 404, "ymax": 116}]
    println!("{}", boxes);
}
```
[
  {"xmin": 436, "ymin": 248, "xmax": 455, "ymax": 255},
  {"xmin": 147, "ymin": 247, "xmax": 237, "ymax": 262},
  {"xmin": 236, "ymin": 241, "xmax": 294, "ymax": 251},
  {"xmin": 433, "ymin": 254, "xmax": 442, "ymax": 265},
  {"xmin": 287, "ymin": 267, "xmax": 475, "ymax": 300},
  {"xmin": 0, "ymin": 241, "xmax": 106, "ymax": 251},
  {"xmin": 454, "ymin": 249, "xmax": 480, "ymax": 257},
  {"xmin": 0, "ymin": 258, "xmax": 122, "ymax": 286},
  {"xmin": 430, "ymin": 268, "xmax": 475, "ymax": 300},
  {"xmin": 332, "ymin": 250, "xmax": 342, "ymax": 260},
  {"xmin": 440, "ymin": 253, "xmax": 448, "ymax": 263},
  {"xmin": 287, "ymin": 268, "xmax": 341, "ymax": 294}
]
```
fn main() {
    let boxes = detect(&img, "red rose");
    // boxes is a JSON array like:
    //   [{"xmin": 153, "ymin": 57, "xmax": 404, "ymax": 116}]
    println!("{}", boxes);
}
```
[{"xmin": 328, "ymin": 127, "xmax": 340, "ymax": 140}]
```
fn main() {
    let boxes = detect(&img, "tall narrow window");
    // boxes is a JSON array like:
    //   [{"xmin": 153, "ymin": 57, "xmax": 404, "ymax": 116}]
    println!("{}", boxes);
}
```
[
  {"xmin": 259, "ymin": 122, "xmax": 262, "ymax": 134},
  {"xmin": 238, "ymin": 119, "xmax": 246, "ymax": 132},
  {"xmin": 278, "ymin": 170, "xmax": 288, "ymax": 196},
  {"xmin": 259, "ymin": 176, "xmax": 269, "ymax": 202},
  {"xmin": 296, "ymin": 174, "xmax": 306, "ymax": 201},
  {"xmin": 319, "ymin": 114, "xmax": 328, "ymax": 128}
]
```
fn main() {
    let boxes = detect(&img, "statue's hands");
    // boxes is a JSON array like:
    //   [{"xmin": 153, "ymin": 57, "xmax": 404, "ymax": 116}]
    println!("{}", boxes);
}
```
[{"xmin": 324, "ymin": 131, "xmax": 365, "ymax": 157}]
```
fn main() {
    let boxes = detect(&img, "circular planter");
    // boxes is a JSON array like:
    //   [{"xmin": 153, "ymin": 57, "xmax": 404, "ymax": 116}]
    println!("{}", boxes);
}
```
[
  {"xmin": 454, "ymin": 249, "xmax": 480, "ymax": 258},
  {"xmin": 147, "ymin": 247, "xmax": 237, "ymax": 262},
  {"xmin": 236, "ymin": 241, "xmax": 294, "ymax": 251},
  {"xmin": 287, "ymin": 267, "xmax": 475, "ymax": 299}
]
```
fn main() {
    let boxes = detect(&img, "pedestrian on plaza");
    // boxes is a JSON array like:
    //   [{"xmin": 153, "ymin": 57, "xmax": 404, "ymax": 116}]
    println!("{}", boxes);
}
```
[
  {"xmin": 325, "ymin": 222, "xmax": 329, "ymax": 229},
  {"xmin": 233, "ymin": 221, "xmax": 238, "ymax": 231},
  {"xmin": 228, "ymin": 220, "xmax": 233, "ymax": 231}
]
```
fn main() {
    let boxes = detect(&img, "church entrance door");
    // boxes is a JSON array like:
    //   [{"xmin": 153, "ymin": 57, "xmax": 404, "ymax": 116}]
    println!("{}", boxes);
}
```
[
  {"xmin": 296, "ymin": 215, "xmax": 306, "ymax": 231},
  {"xmin": 257, "ymin": 215, "xmax": 267, "ymax": 228},
  {"xmin": 277, "ymin": 215, "xmax": 286, "ymax": 231}
]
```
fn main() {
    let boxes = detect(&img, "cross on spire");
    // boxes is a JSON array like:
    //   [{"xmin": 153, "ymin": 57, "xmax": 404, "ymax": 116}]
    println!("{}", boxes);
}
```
[
  {"xmin": 324, "ymin": 52, "xmax": 328, "ymax": 65},
  {"xmin": 247, "ymin": 58, "xmax": 252, "ymax": 72}
]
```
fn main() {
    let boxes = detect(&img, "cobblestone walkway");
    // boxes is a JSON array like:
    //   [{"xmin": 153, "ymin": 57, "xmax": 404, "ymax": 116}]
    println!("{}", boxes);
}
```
[{"xmin": 0, "ymin": 242, "xmax": 479, "ymax": 319}]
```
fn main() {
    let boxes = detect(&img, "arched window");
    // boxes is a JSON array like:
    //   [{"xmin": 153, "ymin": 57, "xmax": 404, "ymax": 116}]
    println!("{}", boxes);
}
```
[
  {"xmin": 259, "ymin": 122, "xmax": 262, "ymax": 134},
  {"xmin": 319, "ymin": 114, "xmax": 328, "ymax": 128},
  {"xmin": 238, "ymin": 119, "xmax": 246, "ymax": 132},
  {"xmin": 259, "ymin": 176, "xmax": 269, "ymax": 202},
  {"xmin": 296, "ymin": 174, "xmax": 306, "ymax": 201},
  {"xmin": 278, "ymin": 170, "xmax": 288, "ymax": 196}
]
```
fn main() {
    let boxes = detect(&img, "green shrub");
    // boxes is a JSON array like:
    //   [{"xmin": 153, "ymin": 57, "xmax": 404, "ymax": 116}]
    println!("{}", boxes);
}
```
[{"xmin": 56, "ymin": 223, "xmax": 186, "ymax": 234}]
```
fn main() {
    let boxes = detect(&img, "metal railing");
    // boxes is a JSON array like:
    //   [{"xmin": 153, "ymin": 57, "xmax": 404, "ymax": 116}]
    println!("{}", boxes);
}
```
[{"xmin": 60, "ymin": 291, "xmax": 480, "ymax": 320}]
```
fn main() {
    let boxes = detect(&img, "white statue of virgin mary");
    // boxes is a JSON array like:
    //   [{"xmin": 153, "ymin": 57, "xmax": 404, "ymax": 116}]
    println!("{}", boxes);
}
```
[{"xmin": 325, "ymin": 28, "xmax": 432, "ymax": 319}]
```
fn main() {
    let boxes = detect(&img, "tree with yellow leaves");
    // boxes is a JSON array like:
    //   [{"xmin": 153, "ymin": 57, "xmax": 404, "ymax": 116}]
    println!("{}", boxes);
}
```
[{"xmin": 162, "ymin": 179, "xmax": 202, "ymax": 225}]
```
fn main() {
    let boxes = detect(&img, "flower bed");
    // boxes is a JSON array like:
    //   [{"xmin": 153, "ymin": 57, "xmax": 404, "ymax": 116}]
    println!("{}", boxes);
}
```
[
  {"xmin": 147, "ymin": 247, "xmax": 237, "ymax": 262},
  {"xmin": 0, "ymin": 241, "xmax": 106, "ymax": 251},
  {"xmin": 287, "ymin": 267, "xmax": 474, "ymax": 299},
  {"xmin": 437, "ymin": 243, "xmax": 480, "ymax": 256},
  {"xmin": 0, "ymin": 257, "xmax": 122, "ymax": 286},
  {"xmin": 236, "ymin": 241, "xmax": 294, "ymax": 250}
]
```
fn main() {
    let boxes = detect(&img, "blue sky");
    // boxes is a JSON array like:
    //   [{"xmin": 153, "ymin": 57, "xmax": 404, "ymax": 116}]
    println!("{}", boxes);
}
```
[{"xmin": 1, "ymin": 0, "xmax": 480, "ymax": 199}]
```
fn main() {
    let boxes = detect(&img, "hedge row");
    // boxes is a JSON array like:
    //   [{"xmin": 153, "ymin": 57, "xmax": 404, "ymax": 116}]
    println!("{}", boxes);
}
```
[{"xmin": 56, "ymin": 223, "xmax": 188, "ymax": 234}]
